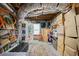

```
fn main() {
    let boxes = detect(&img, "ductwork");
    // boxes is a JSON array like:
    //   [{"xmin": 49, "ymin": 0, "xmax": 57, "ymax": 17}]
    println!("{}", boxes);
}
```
[
  {"xmin": 18, "ymin": 3, "xmax": 71, "ymax": 19},
  {"xmin": 1, "ymin": 3, "xmax": 14, "ymax": 12}
]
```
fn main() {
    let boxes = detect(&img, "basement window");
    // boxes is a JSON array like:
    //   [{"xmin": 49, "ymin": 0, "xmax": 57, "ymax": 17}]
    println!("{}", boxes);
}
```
[
  {"xmin": 33, "ymin": 23, "xmax": 40, "ymax": 35},
  {"xmin": 47, "ymin": 22, "xmax": 50, "ymax": 28},
  {"xmin": 41, "ymin": 22, "xmax": 46, "ymax": 28},
  {"xmin": 22, "ymin": 30, "xmax": 26, "ymax": 34},
  {"xmin": 22, "ymin": 23, "xmax": 26, "ymax": 28}
]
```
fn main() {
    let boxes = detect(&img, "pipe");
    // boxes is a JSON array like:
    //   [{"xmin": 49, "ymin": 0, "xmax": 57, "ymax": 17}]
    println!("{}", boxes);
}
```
[{"xmin": 1, "ymin": 3, "xmax": 14, "ymax": 12}]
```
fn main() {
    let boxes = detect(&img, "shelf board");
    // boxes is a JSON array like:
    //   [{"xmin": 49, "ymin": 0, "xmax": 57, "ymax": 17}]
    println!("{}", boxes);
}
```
[
  {"xmin": 0, "ymin": 28, "xmax": 16, "ymax": 30},
  {"xmin": 0, "ymin": 33, "xmax": 9, "ymax": 38},
  {"xmin": 0, "ymin": 39, "xmax": 10, "ymax": 48},
  {"xmin": 5, "ymin": 43, "xmax": 18, "ymax": 53}
]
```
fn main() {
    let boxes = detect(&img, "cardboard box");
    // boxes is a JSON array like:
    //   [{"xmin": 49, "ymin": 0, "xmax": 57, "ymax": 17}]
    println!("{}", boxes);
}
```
[
  {"xmin": 76, "ymin": 15, "xmax": 79, "ymax": 27},
  {"xmin": 57, "ymin": 26, "xmax": 64, "ymax": 35},
  {"xmin": 0, "ymin": 39, "xmax": 10, "ymax": 47},
  {"xmin": 57, "ymin": 35, "xmax": 65, "ymax": 55},
  {"xmin": 53, "ymin": 40, "xmax": 57, "ymax": 49},
  {"xmin": 57, "ymin": 35, "xmax": 64, "ymax": 47},
  {"xmin": 57, "ymin": 44, "xmax": 64, "ymax": 55},
  {"xmin": 34, "ymin": 35, "xmax": 42, "ymax": 41},
  {"xmin": 76, "ymin": 15, "xmax": 79, "ymax": 37},
  {"xmin": 64, "ymin": 51, "xmax": 69, "ymax": 56},
  {"xmin": 77, "ymin": 38, "xmax": 79, "ymax": 50},
  {"xmin": 56, "ymin": 13, "xmax": 64, "ymax": 26},
  {"xmin": 9, "ymin": 35, "xmax": 16, "ymax": 43},
  {"xmin": 65, "ymin": 37, "xmax": 77, "ymax": 50},
  {"xmin": 64, "ymin": 9, "xmax": 77, "ymax": 37},
  {"xmin": 64, "ymin": 45, "xmax": 78, "ymax": 56},
  {"xmin": 77, "ymin": 27, "xmax": 79, "ymax": 37}
]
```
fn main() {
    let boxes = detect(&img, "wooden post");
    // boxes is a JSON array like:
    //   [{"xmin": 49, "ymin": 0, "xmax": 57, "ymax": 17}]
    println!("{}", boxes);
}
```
[{"xmin": 72, "ymin": 3, "xmax": 76, "ymax": 10}]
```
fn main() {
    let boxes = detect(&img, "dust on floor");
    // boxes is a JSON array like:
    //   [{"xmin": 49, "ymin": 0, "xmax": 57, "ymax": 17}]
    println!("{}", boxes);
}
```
[{"xmin": 27, "ymin": 40, "xmax": 60, "ymax": 56}]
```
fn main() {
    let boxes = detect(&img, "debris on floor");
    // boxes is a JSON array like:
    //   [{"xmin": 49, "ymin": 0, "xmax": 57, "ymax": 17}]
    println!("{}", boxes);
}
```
[{"xmin": 27, "ymin": 40, "xmax": 60, "ymax": 56}]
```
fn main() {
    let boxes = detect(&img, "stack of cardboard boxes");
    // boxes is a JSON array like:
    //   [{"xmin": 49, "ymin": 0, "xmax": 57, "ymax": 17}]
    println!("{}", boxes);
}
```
[
  {"xmin": 76, "ymin": 15, "xmax": 79, "ymax": 54},
  {"xmin": 56, "ymin": 13, "xmax": 65, "ymax": 55},
  {"xmin": 64, "ymin": 9, "xmax": 78, "ymax": 56},
  {"xmin": 56, "ymin": 9, "xmax": 79, "ymax": 56}
]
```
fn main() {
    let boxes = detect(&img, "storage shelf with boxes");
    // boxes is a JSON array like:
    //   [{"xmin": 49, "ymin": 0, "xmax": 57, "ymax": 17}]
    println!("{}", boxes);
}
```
[
  {"xmin": 51, "ymin": 13, "xmax": 65, "ymax": 55},
  {"xmin": 51, "ymin": 5, "xmax": 79, "ymax": 56},
  {"xmin": 64, "ymin": 8, "xmax": 79, "ymax": 56},
  {"xmin": 1, "ymin": 3, "xmax": 79, "ymax": 56},
  {"xmin": 0, "ymin": 4, "xmax": 18, "ymax": 54}
]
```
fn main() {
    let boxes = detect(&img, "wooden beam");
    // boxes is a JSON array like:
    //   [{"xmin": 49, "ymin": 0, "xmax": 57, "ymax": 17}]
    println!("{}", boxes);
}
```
[
  {"xmin": 25, "ymin": 13, "xmax": 57, "ymax": 21},
  {"xmin": 72, "ymin": 3, "xmax": 76, "ymax": 9}
]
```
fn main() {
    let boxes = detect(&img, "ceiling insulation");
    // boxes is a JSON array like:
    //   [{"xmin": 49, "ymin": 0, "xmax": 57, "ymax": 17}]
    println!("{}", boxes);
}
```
[
  {"xmin": 25, "ymin": 13, "xmax": 58, "ymax": 21},
  {"xmin": 18, "ymin": 3, "xmax": 71, "ymax": 20}
]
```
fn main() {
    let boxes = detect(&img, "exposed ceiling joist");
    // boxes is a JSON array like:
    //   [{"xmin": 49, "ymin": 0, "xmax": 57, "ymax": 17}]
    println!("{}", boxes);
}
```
[
  {"xmin": 1, "ymin": 3, "xmax": 14, "ymax": 12},
  {"xmin": 25, "ymin": 13, "xmax": 58, "ymax": 21}
]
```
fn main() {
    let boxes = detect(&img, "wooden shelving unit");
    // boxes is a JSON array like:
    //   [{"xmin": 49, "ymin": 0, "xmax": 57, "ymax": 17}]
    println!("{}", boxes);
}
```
[
  {"xmin": 5, "ymin": 42, "xmax": 19, "ymax": 52},
  {"xmin": 0, "ymin": 4, "xmax": 19, "ymax": 54}
]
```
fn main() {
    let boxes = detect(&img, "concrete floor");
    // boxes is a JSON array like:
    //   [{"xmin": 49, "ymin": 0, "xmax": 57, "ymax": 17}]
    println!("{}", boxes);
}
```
[{"xmin": 0, "ymin": 40, "xmax": 60, "ymax": 56}]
